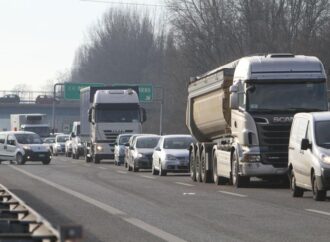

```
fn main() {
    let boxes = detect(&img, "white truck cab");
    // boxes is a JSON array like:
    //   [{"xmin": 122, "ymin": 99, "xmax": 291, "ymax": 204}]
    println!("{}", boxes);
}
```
[
  {"xmin": 289, "ymin": 112, "xmax": 330, "ymax": 201},
  {"xmin": 0, "ymin": 131, "xmax": 51, "ymax": 165}
]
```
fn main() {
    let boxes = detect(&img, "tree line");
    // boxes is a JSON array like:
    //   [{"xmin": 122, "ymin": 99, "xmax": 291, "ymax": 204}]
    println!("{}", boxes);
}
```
[{"xmin": 68, "ymin": 0, "xmax": 330, "ymax": 134}]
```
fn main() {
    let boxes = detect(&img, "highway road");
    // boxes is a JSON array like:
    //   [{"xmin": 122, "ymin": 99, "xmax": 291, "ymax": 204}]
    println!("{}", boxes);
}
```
[{"xmin": 0, "ymin": 157, "xmax": 329, "ymax": 242}]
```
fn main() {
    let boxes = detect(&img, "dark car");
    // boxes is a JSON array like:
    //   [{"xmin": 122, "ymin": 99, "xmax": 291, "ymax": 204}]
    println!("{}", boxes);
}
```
[
  {"xmin": 0, "ymin": 94, "xmax": 20, "ymax": 104},
  {"xmin": 35, "ymin": 95, "xmax": 58, "ymax": 104}
]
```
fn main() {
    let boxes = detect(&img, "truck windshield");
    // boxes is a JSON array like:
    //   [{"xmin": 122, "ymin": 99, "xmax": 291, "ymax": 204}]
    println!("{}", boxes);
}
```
[
  {"xmin": 23, "ymin": 127, "xmax": 50, "ymax": 137},
  {"xmin": 15, "ymin": 133, "xmax": 43, "ymax": 144},
  {"xmin": 95, "ymin": 105, "xmax": 140, "ymax": 123},
  {"xmin": 315, "ymin": 121, "xmax": 330, "ymax": 148},
  {"xmin": 247, "ymin": 82, "xmax": 327, "ymax": 112}
]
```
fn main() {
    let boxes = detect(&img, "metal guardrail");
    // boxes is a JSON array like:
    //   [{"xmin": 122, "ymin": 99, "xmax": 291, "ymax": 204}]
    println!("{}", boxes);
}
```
[{"xmin": 0, "ymin": 184, "xmax": 82, "ymax": 242}]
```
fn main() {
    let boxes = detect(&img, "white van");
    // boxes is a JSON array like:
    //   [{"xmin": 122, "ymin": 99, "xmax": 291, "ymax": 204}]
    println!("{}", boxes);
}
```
[
  {"xmin": 288, "ymin": 112, "xmax": 330, "ymax": 201},
  {"xmin": 0, "ymin": 131, "xmax": 52, "ymax": 165}
]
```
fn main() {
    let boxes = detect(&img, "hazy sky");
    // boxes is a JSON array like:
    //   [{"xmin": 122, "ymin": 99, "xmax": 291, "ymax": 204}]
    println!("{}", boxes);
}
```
[{"xmin": 0, "ymin": 0, "xmax": 164, "ymax": 92}]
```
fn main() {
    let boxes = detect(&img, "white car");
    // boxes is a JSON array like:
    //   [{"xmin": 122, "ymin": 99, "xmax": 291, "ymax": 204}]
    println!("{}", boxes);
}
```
[
  {"xmin": 65, "ymin": 137, "xmax": 73, "ymax": 157},
  {"xmin": 52, "ymin": 134, "xmax": 69, "ymax": 156},
  {"xmin": 127, "ymin": 135, "xmax": 160, "ymax": 172},
  {"xmin": 0, "ymin": 131, "xmax": 51, "ymax": 165},
  {"xmin": 152, "ymin": 135, "xmax": 194, "ymax": 176},
  {"xmin": 289, "ymin": 112, "xmax": 330, "ymax": 201}
]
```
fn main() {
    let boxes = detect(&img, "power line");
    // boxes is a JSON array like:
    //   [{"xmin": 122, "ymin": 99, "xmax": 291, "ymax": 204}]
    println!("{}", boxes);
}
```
[{"xmin": 80, "ymin": 0, "xmax": 166, "ymax": 7}]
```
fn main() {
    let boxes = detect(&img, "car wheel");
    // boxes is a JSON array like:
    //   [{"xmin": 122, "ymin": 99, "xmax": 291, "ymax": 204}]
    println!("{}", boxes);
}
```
[
  {"xmin": 94, "ymin": 156, "xmax": 100, "ymax": 164},
  {"xmin": 159, "ymin": 163, "xmax": 167, "ymax": 176},
  {"xmin": 152, "ymin": 163, "xmax": 159, "ymax": 175},
  {"xmin": 312, "ymin": 173, "xmax": 326, "ymax": 201},
  {"xmin": 16, "ymin": 153, "xmax": 25, "ymax": 165},
  {"xmin": 133, "ymin": 166, "xmax": 139, "ymax": 172},
  {"xmin": 290, "ymin": 170, "xmax": 304, "ymax": 197},
  {"xmin": 42, "ymin": 159, "xmax": 51, "ymax": 165}
]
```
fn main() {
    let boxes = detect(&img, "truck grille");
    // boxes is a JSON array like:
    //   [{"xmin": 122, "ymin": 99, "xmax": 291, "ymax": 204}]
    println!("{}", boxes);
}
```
[
  {"xmin": 103, "ymin": 130, "xmax": 133, "ymax": 145},
  {"xmin": 256, "ymin": 124, "xmax": 291, "ymax": 168}
]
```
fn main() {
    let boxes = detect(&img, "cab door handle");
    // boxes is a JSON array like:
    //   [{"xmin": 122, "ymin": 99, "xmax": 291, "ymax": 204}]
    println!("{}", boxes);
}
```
[{"xmin": 289, "ymin": 147, "xmax": 294, "ymax": 150}]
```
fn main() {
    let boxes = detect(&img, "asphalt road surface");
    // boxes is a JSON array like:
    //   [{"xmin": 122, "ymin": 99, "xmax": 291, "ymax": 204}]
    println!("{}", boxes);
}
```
[{"xmin": 0, "ymin": 156, "xmax": 329, "ymax": 242}]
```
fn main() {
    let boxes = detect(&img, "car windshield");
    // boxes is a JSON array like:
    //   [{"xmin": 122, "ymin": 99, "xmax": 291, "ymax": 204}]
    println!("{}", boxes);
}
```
[
  {"xmin": 247, "ymin": 82, "xmax": 327, "ymax": 112},
  {"xmin": 315, "ymin": 121, "xmax": 330, "ymax": 148},
  {"xmin": 56, "ymin": 135, "xmax": 69, "ymax": 143},
  {"xmin": 44, "ymin": 138, "xmax": 55, "ymax": 144},
  {"xmin": 119, "ymin": 135, "xmax": 131, "ymax": 145},
  {"xmin": 136, "ymin": 137, "xmax": 160, "ymax": 148},
  {"xmin": 163, "ymin": 137, "xmax": 193, "ymax": 149},
  {"xmin": 15, "ymin": 133, "xmax": 43, "ymax": 144}
]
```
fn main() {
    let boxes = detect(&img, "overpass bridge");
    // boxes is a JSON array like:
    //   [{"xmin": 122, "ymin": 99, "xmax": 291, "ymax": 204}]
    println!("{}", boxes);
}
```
[{"xmin": 0, "ymin": 102, "xmax": 80, "ymax": 133}]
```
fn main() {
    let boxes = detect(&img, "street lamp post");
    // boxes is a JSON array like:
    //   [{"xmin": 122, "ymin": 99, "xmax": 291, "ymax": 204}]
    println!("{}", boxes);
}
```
[{"xmin": 52, "ymin": 83, "xmax": 64, "ymax": 133}]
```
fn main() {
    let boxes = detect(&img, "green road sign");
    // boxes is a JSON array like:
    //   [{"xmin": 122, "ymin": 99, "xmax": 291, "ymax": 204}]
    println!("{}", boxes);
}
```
[
  {"xmin": 64, "ymin": 83, "xmax": 104, "ymax": 100},
  {"xmin": 113, "ymin": 83, "xmax": 153, "ymax": 102}
]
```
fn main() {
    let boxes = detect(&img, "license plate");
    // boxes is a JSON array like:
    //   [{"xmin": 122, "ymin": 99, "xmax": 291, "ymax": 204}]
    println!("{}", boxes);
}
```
[{"xmin": 39, "ymin": 154, "xmax": 45, "ymax": 158}]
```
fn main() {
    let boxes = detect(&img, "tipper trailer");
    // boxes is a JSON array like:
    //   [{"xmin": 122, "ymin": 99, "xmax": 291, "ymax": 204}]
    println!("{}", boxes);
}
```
[{"xmin": 187, "ymin": 54, "xmax": 328, "ymax": 187}]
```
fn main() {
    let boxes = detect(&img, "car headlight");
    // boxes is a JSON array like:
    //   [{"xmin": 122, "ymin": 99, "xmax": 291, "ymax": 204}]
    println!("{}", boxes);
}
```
[
  {"xmin": 23, "ymin": 145, "xmax": 31, "ymax": 150},
  {"xmin": 241, "ymin": 154, "xmax": 261, "ymax": 163},
  {"xmin": 78, "ymin": 143, "xmax": 83, "ymax": 147},
  {"xmin": 321, "ymin": 154, "xmax": 330, "ymax": 164},
  {"xmin": 166, "ymin": 154, "xmax": 177, "ymax": 160},
  {"xmin": 96, "ymin": 145, "xmax": 103, "ymax": 151},
  {"xmin": 137, "ymin": 153, "xmax": 144, "ymax": 158}
]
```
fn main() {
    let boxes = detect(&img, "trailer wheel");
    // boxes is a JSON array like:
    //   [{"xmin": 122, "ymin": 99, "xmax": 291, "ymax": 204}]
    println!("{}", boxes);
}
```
[
  {"xmin": 201, "ymin": 150, "xmax": 212, "ymax": 183},
  {"xmin": 189, "ymin": 148, "xmax": 196, "ymax": 181},
  {"xmin": 231, "ymin": 151, "xmax": 249, "ymax": 188},
  {"xmin": 195, "ymin": 150, "xmax": 202, "ymax": 182}
]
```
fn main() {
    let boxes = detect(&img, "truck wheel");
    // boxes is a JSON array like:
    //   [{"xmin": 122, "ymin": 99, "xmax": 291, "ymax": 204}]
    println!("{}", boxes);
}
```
[
  {"xmin": 290, "ymin": 170, "xmax": 304, "ymax": 197},
  {"xmin": 195, "ymin": 151, "xmax": 202, "ymax": 182},
  {"xmin": 190, "ymin": 149, "xmax": 196, "ymax": 181},
  {"xmin": 201, "ymin": 151, "xmax": 212, "ymax": 183},
  {"xmin": 312, "ymin": 173, "xmax": 326, "ymax": 201},
  {"xmin": 16, "ymin": 153, "xmax": 25, "ymax": 165},
  {"xmin": 213, "ymin": 155, "xmax": 228, "ymax": 185},
  {"xmin": 231, "ymin": 152, "xmax": 249, "ymax": 188},
  {"xmin": 133, "ymin": 167, "xmax": 139, "ymax": 172}
]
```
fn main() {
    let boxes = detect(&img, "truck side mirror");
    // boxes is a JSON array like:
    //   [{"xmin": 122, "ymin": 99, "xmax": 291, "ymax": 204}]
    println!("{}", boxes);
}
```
[
  {"xmin": 301, "ymin": 138, "xmax": 311, "ymax": 150},
  {"xmin": 140, "ymin": 107, "xmax": 147, "ymax": 123},
  {"xmin": 230, "ymin": 93, "xmax": 239, "ymax": 110}
]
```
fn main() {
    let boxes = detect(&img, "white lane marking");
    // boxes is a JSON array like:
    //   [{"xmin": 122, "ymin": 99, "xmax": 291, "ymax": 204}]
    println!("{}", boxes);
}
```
[
  {"xmin": 117, "ymin": 171, "xmax": 128, "ymax": 174},
  {"xmin": 218, "ymin": 191, "xmax": 247, "ymax": 198},
  {"xmin": 183, "ymin": 193, "xmax": 195, "ymax": 196},
  {"xmin": 175, "ymin": 182, "xmax": 195, "ymax": 187},
  {"xmin": 124, "ymin": 217, "xmax": 187, "ymax": 242},
  {"xmin": 98, "ymin": 167, "xmax": 107, "ymax": 170},
  {"xmin": 306, "ymin": 209, "xmax": 330, "ymax": 216},
  {"xmin": 140, "ymin": 175, "xmax": 156, "ymax": 179},
  {"xmin": 10, "ymin": 166, "xmax": 187, "ymax": 242}
]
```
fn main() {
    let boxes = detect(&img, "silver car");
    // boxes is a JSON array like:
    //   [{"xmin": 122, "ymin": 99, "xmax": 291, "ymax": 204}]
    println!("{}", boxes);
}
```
[
  {"xmin": 114, "ymin": 134, "xmax": 133, "ymax": 166},
  {"xmin": 127, "ymin": 135, "xmax": 160, "ymax": 172},
  {"xmin": 152, "ymin": 135, "xmax": 193, "ymax": 176}
]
